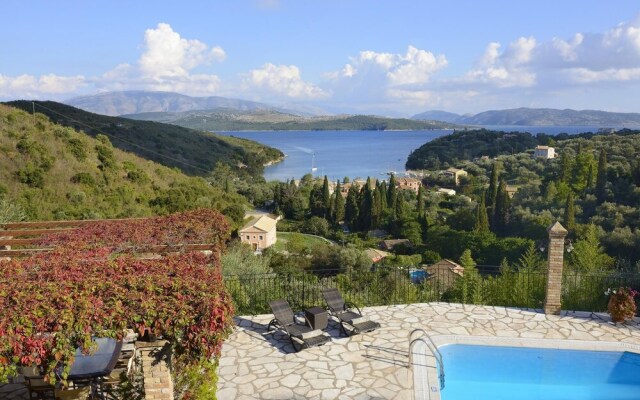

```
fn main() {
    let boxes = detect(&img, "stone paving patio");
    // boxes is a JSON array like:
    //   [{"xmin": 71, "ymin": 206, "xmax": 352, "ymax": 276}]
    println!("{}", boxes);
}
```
[
  {"xmin": 216, "ymin": 303, "xmax": 640, "ymax": 400},
  {"xmin": 2, "ymin": 303, "xmax": 640, "ymax": 399}
]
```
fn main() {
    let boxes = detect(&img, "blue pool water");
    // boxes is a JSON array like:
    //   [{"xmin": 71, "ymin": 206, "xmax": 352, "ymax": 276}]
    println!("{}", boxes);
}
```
[{"xmin": 440, "ymin": 344, "xmax": 640, "ymax": 400}]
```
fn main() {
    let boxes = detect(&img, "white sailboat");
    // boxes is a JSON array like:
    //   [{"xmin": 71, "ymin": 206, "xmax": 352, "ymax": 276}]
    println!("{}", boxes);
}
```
[{"xmin": 311, "ymin": 152, "xmax": 318, "ymax": 172}]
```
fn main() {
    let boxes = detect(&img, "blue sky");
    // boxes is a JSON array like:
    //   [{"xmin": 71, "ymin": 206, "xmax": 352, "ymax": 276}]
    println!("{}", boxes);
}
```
[{"xmin": 1, "ymin": 1, "xmax": 640, "ymax": 115}]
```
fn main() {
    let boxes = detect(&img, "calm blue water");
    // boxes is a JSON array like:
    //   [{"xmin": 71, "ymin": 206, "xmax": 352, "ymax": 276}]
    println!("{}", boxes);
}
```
[
  {"xmin": 440, "ymin": 344, "xmax": 640, "ymax": 400},
  {"xmin": 220, "ymin": 126, "xmax": 605, "ymax": 182},
  {"xmin": 220, "ymin": 130, "xmax": 451, "ymax": 182}
]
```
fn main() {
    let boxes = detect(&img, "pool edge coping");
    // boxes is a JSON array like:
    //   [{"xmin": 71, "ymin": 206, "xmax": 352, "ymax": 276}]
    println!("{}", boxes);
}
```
[{"xmin": 412, "ymin": 334, "xmax": 640, "ymax": 400}]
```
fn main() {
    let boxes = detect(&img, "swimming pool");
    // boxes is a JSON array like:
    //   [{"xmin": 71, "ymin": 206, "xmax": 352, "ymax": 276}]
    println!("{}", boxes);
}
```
[{"xmin": 440, "ymin": 344, "xmax": 640, "ymax": 400}]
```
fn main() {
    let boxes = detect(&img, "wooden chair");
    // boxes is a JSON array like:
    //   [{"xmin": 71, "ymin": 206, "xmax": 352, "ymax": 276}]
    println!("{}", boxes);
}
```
[{"xmin": 21, "ymin": 366, "xmax": 56, "ymax": 400}]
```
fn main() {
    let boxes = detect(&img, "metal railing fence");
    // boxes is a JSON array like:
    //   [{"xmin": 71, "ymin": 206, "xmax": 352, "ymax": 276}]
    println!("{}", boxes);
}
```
[{"xmin": 223, "ymin": 265, "xmax": 639, "ymax": 316}]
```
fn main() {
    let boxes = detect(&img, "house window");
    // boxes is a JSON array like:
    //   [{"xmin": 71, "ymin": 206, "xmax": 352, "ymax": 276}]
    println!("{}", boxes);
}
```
[
  {"xmin": 246, "ymin": 235, "xmax": 250, "ymax": 240},
  {"xmin": 259, "ymin": 235, "xmax": 263, "ymax": 240}
]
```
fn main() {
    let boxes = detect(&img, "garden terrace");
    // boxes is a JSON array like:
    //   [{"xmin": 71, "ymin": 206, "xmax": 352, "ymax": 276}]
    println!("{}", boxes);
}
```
[{"xmin": 216, "ymin": 303, "xmax": 640, "ymax": 399}]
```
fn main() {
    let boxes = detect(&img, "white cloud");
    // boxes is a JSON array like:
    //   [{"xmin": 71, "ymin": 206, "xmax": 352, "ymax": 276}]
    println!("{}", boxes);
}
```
[
  {"xmin": 0, "ymin": 23, "xmax": 226, "ymax": 100},
  {"xmin": 245, "ymin": 63, "xmax": 327, "ymax": 99},
  {"xmin": 138, "ymin": 23, "xmax": 225, "ymax": 80},
  {"xmin": 329, "ymin": 46, "xmax": 447, "ymax": 85},
  {"xmin": 387, "ymin": 46, "xmax": 448, "ymax": 85},
  {"xmin": 567, "ymin": 67, "xmax": 640, "ymax": 83},
  {"xmin": 0, "ymin": 73, "xmax": 86, "ymax": 98},
  {"xmin": 322, "ymin": 46, "xmax": 447, "ymax": 109}
]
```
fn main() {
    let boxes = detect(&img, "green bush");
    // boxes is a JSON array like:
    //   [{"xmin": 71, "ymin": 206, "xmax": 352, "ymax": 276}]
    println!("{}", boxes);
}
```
[
  {"xmin": 70, "ymin": 172, "xmax": 96, "ymax": 186},
  {"xmin": 66, "ymin": 138, "xmax": 88, "ymax": 161},
  {"xmin": 15, "ymin": 163, "xmax": 45, "ymax": 188}
]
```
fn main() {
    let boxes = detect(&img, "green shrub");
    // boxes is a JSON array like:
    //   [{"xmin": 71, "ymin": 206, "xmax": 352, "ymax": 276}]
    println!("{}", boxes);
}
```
[
  {"xmin": 67, "ymin": 138, "xmax": 87, "ymax": 161},
  {"xmin": 15, "ymin": 163, "xmax": 45, "ymax": 188},
  {"xmin": 70, "ymin": 172, "xmax": 96, "ymax": 186}
]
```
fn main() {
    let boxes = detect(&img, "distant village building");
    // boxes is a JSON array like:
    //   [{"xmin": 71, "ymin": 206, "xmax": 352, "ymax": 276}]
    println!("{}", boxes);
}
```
[
  {"xmin": 239, "ymin": 214, "xmax": 279, "ymax": 251},
  {"xmin": 437, "ymin": 188, "xmax": 456, "ymax": 196},
  {"xmin": 534, "ymin": 146, "xmax": 556, "ymax": 159},
  {"xmin": 365, "ymin": 248, "xmax": 391, "ymax": 263},
  {"xmin": 396, "ymin": 177, "xmax": 422, "ymax": 194},
  {"xmin": 339, "ymin": 182, "xmax": 353, "ymax": 198},
  {"xmin": 425, "ymin": 259, "xmax": 465, "ymax": 289},
  {"xmin": 505, "ymin": 185, "xmax": 519, "ymax": 198},
  {"xmin": 380, "ymin": 238, "xmax": 412, "ymax": 251},
  {"xmin": 442, "ymin": 168, "xmax": 468, "ymax": 186}
]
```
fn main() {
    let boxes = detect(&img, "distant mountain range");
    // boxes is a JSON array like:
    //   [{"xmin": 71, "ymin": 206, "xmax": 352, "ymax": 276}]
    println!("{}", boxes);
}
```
[
  {"xmin": 122, "ymin": 108, "xmax": 457, "ymax": 131},
  {"xmin": 65, "ymin": 91, "xmax": 640, "ymax": 129},
  {"xmin": 412, "ymin": 108, "xmax": 640, "ymax": 126},
  {"xmin": 66, "ymin": 90, "xmax": 310, "ymax": 117},
  {"xmin": 66, "ymin": 91, "xmax": 456, "ymax": 131}
]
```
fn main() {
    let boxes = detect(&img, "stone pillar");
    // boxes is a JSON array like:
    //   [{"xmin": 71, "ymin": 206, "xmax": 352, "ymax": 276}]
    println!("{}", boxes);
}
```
[
  {"xmin": 544, "ymin": 221, "xmax": 568, "ymax": 315},
  {"xmin": 137, "ymin": 340, "xmax": 174, "ymax": 400}
]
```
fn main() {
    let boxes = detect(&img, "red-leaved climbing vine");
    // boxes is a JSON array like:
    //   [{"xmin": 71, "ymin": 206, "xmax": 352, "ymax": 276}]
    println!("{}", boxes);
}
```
[{"xmin": 0, "ymin": 209, "xmax": 234, "ymax": 386}]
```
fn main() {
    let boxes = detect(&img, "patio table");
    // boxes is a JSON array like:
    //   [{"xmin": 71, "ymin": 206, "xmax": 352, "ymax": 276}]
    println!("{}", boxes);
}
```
[{"xmin": 67, "ymin": 338, "xmax": 123, "ymax": 398}]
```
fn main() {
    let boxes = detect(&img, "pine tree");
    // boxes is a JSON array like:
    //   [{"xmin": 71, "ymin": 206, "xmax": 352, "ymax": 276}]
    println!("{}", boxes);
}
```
[
  {"xmin": 516, "ymin": 242, "xmax": 544, "ymax": 270},
  {"xmin": 459, "ymin": 249, "xmax": 476, "ymax": 268},
  {"xmin": 595, "ymin": 148, "xmax": 607, "ymax": 204},
  {"xmin": 474, "ymin": 192, "xmax": 490, "ymax": 234},
  {"xmin": 564, "ymin": 191, "xmax": 575, "ymax": 233}
]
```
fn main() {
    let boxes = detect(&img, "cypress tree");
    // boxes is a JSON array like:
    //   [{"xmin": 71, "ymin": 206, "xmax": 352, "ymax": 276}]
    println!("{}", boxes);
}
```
[
  {"xmin": 595, "ymin": 149, "xmax": 607, "ymax": 204},
  {"xmin": 586, "ymin": 164, "xmax": 595, "ymax": 189},
  {"xmin": 419, "ymin": 213, "xmax": 429, "ymax": 243},
  {"xmin": 322, "ymin": 175, "xmax": 331, "ymax": 218},
  {"xmin": 332, "ymin": 180, "xmax": 345, "ymax": 224},
  {"xmin": 417, "ymin": 185, "xmax": 425, "ymax": 215},
  {"xmin": 632, "ymin": 160, "xmax": 640, "ymax": 186},
  {"xmin": 564, "ymin": 191, "xmax": 575, "ymax": 233},
  {"xmin": 371, "ymin": 190, "xmax": 382, "ymax": 228},
  {"xmin": 559, "ymin": 152, "xmax": 572, "ymax": 183},
  {"xmin": 358, "ymin": 179, "xmax": 374, "ymax": 231},
  {"xmin": 474, "ymin": 192, "xmax": 490, "ymax": 234},
  {"xmin": 388, "ymin": 174, "xmax": 398, "ymax": 212},
  {"xmin": 494, "ymin": 180, "xmax": 511, "ymax": 235},
  {"xmin": 487, "ymin": 162, "xmax": 500, "ymax": 211},
  {"xmin": 395, "ymin": 192, "xmax": 406, "ymax": 219},
  {"xmin": 344, "ymin": 184, "xmax": 359, "ymax": 230}
]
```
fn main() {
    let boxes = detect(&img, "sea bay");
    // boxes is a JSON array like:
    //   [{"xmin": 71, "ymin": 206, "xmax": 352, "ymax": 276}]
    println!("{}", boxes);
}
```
[
  {"xmin": 220, "ymin": 126, "xmax": 602, "ymax": 182},
  {"xmin": 219, "ymin": 130, "xmax": 451, "ymax": 182}
]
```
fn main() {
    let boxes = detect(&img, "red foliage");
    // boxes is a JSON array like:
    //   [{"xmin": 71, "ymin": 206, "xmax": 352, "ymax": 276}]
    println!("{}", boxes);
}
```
[{"xmin": 0, "ymin": 209, "xmax": 233, "ymax": 384}]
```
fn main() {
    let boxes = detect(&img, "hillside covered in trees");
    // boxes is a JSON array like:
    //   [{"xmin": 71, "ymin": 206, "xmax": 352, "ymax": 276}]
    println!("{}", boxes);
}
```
[
  {"xmin": 0, "ymin": 104, "xmax": 247, "ymax": 221},
  {"xmin": 4, "ymin": 101, "xmax": 283, "ymax": 176},
  {"xmin": 255, "ymin": 129, "xmax": 640, "ymax": 272},
  {"xmin": 125, "ymin": 110, "xmax": 458, "ymax": 131}
]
